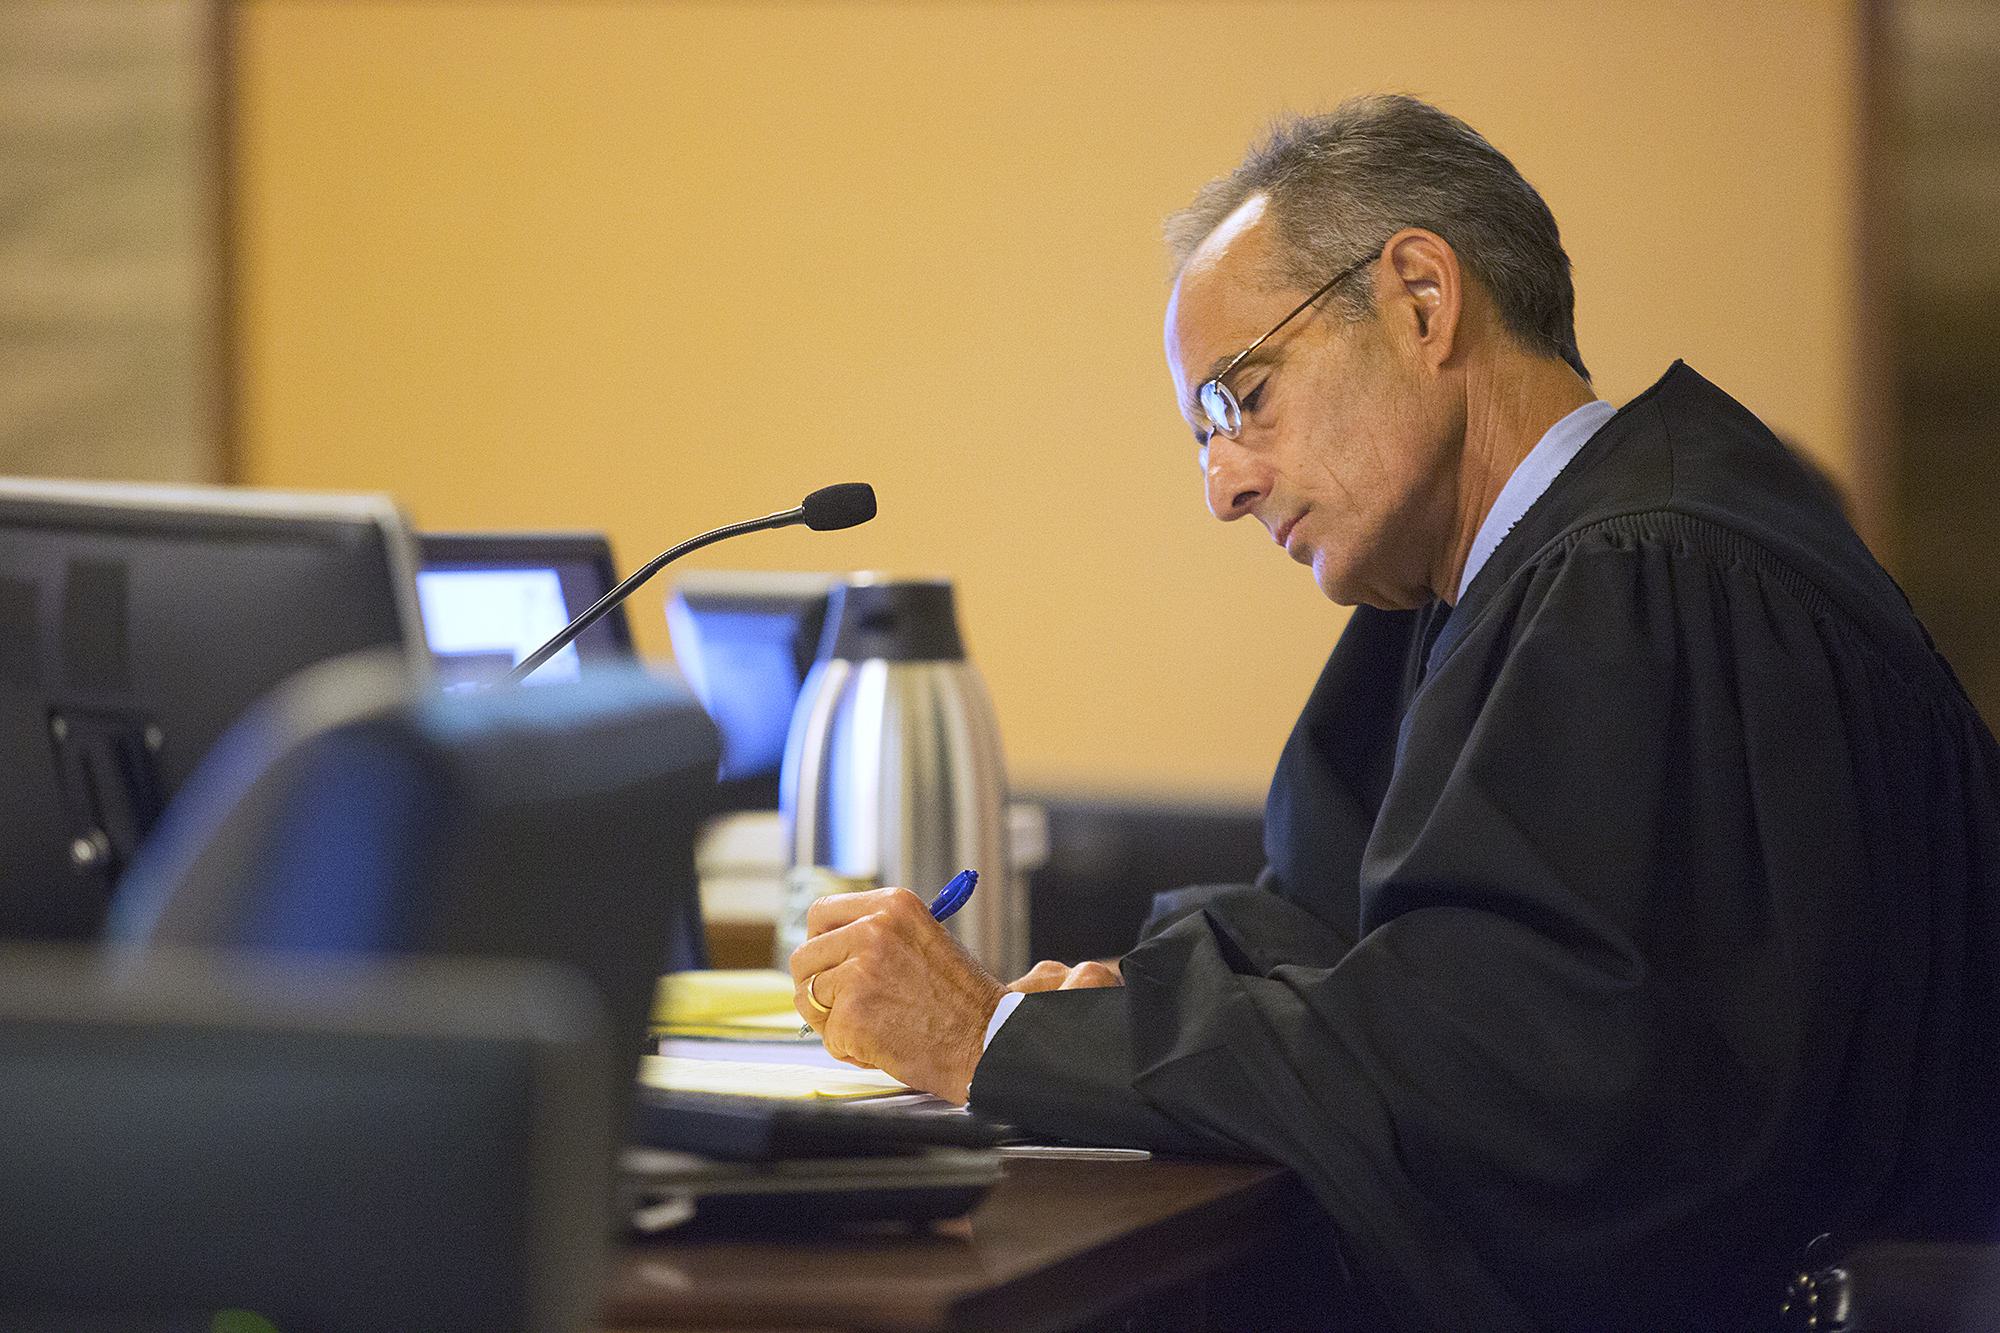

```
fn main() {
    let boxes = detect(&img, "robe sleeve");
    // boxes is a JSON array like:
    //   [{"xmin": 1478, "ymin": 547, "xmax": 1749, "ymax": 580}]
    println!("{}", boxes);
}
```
[{"xmin": 971, "ymin": 514, "xmax": 2000, "ymax": 1331}]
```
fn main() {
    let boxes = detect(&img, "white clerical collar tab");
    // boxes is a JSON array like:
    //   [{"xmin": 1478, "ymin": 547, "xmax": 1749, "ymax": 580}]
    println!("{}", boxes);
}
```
[{"xmin": 1457, "ymin": 398, "xmax": 1618, "ymax": 602}]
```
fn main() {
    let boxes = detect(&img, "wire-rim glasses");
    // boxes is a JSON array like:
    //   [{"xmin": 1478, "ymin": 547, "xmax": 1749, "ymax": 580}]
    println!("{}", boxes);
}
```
[{"xmin": 1195, "ymin": 248, "xmax": 1381, "ymax": 441}]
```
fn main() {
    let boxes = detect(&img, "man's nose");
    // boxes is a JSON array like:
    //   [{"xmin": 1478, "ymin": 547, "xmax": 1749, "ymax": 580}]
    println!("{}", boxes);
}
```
[{"xmin": 1203, "ymin": 435, "xmax": 1266, "ymax": 521}]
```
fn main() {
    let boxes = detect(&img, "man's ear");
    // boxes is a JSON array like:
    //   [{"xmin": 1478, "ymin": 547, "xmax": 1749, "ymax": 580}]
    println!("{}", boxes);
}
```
[{"xmin": 1383, "ymin": 228, "xmax": 1462, "ymax": 370}]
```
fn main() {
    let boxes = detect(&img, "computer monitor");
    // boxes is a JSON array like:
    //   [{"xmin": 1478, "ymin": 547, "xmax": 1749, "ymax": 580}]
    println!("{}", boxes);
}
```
[
  {"xmin": 0, "ymin": 478, "xmax": 425, "ymax": 941},
  {"xmin": 666, "ymin": 571, "xmax": 837, "ymax": 793},
  {"xmin": 415, "ymin": 531, "xmax": 635, "ymax": 688}
]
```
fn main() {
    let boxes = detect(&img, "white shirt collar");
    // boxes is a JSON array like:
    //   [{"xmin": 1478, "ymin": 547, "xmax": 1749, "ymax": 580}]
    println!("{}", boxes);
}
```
[{"xmin": 1455, "ymin": 398, "xmax": 1617, "ymax": 602}]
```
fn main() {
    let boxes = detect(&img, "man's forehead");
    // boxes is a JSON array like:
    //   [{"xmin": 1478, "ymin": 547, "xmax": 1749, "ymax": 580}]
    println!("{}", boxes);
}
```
[{"xmin": 1167, "ymin": 197, "xmax": 1282, "ymax": 384}]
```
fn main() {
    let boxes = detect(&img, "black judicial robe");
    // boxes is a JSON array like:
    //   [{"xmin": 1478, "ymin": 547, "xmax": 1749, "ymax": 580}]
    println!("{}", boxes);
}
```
[{"xmin": 970, "ymin": 364, "xmax": 2000, "ymax": 1331}]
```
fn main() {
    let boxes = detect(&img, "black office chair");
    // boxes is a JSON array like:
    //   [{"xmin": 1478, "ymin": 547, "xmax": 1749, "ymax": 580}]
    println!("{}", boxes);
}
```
[
  {"xmin": 104, "ymin": 647, "xmax": 722, "ymax": 1128},
  {"xmin": 0, "ymin": 943, "xmax": 612, "ymax": 1332},
  {"xmin": 1784, "ymin": 1239, "xmax": 2000, "ymax": 1331}
]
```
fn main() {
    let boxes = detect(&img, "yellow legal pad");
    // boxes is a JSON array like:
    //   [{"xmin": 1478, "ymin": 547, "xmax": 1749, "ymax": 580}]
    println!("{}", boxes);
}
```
[
  {"xmin": 651, "ymin": 968, "xmax": 806, "ymax": 1040},
  {"xmin": 638, "ymin": 1053, "xmax": 910, "ymax": 1100}
]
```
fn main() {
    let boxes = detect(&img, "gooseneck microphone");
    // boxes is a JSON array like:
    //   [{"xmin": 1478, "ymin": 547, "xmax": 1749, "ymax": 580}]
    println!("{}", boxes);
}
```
[{"xmin": 500, "ymin": 482, "xmax": 877, "ymax": 685}]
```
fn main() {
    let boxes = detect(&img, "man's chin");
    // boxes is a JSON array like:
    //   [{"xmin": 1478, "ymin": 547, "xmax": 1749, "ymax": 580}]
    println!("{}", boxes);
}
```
[
  {"xmin": 1310, "ymin": 555, "xmax": 1363, "ymax": 607},
  {"xmin": 1315, "ymin": 557, "xmax": 1427, "ymax": 611}
]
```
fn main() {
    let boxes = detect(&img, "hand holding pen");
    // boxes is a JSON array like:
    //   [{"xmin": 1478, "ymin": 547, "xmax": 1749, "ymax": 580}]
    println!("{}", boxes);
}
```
[
  {"xmin": 797, "ymin": 870, "xmax": 978, "ymax": 1037},
  {"xmin": 788, "ymin": 869, "xmax": 1009, "ymax": 1103}
]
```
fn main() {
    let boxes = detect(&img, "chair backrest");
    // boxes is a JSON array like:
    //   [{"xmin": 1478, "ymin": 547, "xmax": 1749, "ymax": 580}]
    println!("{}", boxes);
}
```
[
  {"xmin": 0, "ymin": 943, "xmax": 612, "ymax": 1332},
  {"xmin": 105, "ymin": 649, "xmax": 721, "ymax": 1118},
  {"xmin": 1785, "ymin": 1240, "xmax": 2000, "ymax": 1332}
]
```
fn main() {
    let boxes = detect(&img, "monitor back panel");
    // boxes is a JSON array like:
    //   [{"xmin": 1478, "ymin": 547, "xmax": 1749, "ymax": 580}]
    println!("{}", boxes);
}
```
[{"xmin": 0, "ymin": 479, "xmax": 423, "ymax": 939}]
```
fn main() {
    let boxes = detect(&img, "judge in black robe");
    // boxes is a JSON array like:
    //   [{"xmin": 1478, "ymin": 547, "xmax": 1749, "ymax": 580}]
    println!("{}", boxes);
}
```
[
  {"xmin": 971, "ymin": 362, "xmax": 2000, "ymax": 1329},
  {"xmin": 787, "ymin": 98, "xmax": 2000, "ymax": 1333}
]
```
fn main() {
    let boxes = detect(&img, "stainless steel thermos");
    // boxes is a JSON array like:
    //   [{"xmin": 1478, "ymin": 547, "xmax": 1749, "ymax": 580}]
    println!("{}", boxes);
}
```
[{"xmin": 776, "ymin": 576, "xmax": 1023, "ymax": 981}]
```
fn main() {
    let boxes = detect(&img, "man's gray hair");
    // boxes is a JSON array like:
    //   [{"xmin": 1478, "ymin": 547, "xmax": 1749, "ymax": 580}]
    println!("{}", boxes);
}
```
[{"xmin": 1166, "ymin": 95, "xmax": 1589, "ymax": 380}]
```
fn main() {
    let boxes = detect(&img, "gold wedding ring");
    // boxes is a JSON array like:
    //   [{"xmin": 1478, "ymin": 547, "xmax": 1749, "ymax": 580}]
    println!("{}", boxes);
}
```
[{"xmin": 804, "ymin": 972, "xmax": 832, "ymax": 1014}]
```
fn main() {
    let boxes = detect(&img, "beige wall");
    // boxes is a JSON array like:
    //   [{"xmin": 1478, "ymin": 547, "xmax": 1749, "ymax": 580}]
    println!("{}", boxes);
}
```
[{"xmin": 232, "ymin": 0, "xmax": 1861, "ymax": 801}]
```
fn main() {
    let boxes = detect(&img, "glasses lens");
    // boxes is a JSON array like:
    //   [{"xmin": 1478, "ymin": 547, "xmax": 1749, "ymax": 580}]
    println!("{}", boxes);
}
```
[{"xmin": 1199, "ymin": 380, "xmax": 1240, "ymax": 437}]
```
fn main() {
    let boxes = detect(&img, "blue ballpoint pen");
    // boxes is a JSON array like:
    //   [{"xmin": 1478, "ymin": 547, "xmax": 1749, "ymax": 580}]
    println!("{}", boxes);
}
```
[{"xmin": 928, "ymin": 869, "xmax": 978, "ymax": 922}]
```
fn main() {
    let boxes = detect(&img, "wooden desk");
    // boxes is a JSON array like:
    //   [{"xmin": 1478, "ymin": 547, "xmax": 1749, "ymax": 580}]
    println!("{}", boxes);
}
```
[{"xmin": 601, "ymin": 1156, "xmax": 1361, "ymax": 1333}]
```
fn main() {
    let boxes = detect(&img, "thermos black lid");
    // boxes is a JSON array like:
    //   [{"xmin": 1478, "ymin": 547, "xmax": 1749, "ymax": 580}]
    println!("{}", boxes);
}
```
[{"xmin": 818, "ymin": 578, "xmax": 965, "ymax": 662}]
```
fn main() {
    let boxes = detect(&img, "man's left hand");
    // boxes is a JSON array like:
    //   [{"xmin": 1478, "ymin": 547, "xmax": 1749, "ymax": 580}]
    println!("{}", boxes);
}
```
[{"xmin": 1008, "ymin": 957, "xmax": 1123, "ymax": 991}]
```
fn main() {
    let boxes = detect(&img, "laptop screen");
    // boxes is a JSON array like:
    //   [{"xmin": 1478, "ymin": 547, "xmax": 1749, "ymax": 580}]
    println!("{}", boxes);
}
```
[{"xmin": 416, "ymin": 532, "xmax": 636, "ymax": 687}]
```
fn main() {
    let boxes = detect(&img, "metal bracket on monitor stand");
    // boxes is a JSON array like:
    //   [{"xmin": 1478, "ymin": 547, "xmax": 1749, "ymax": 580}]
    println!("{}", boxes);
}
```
[{"xmin": 47, "ymin": 706, "xmax": 168, "ymax": 901}]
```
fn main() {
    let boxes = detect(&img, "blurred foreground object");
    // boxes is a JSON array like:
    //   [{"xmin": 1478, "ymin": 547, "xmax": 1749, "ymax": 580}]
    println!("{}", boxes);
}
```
[
  {"xmin": 0, "ymin": 943, "xmax": 611, "ymax": 1332},
  {"xmin": 106, "ymin": 648, "xmax": 720, "ymax": 1136}
]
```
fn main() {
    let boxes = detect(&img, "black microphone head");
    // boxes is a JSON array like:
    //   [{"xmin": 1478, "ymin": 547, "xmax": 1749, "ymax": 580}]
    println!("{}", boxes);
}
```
[{"xmin": 801, "ymin": 482, "xmax": 877, "ymax": 531}]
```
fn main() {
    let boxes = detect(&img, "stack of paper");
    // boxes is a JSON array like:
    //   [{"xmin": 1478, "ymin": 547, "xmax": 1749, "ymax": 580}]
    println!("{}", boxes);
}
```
[
  {"xmin": 638, "ymin": 1053, "xmax": 911, "ymax": 1100},
  {"xmin": 652, "ymin": 968, "xmax": 812, "ymax": 1041}
]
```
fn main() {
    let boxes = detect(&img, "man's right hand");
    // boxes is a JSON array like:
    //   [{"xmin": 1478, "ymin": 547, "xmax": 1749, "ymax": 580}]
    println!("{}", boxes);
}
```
[{"xmin": 789, "ymin": 887, "xmax": 1005, "ymax": 1105}]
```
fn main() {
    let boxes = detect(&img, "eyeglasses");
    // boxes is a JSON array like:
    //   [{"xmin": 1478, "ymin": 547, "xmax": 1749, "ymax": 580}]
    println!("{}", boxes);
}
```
[{"xmin": 1195, "ymin": 248, "xmax": 1381, "ymax": 441}]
